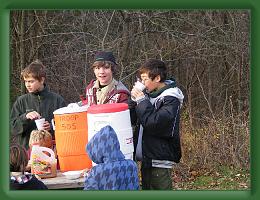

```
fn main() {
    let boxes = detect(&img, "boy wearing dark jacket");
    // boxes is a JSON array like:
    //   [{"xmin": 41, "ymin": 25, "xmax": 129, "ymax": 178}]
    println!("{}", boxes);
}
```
[
  {"xmin": 10, "ymin": 60, "xmax": 66, "ymax": 149},
  {"xmin": 130, "ymin": 59, "xmax": 184, "ymax": 190},
  {"xmin": 84, "ymin": 125, "xmax": 139, "ymax": 190}
]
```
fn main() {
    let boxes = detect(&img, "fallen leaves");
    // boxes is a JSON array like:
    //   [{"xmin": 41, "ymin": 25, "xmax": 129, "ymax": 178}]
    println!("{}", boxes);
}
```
[{"xmin": 173, "ymin": 166, "xmax": 250, "ymax": 190}]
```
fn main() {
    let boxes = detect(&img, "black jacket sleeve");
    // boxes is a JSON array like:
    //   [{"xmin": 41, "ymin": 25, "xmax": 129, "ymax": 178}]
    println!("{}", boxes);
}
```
[{"xmin": 10, "ymin": 97, "xmax": 32, "ymax": 136}]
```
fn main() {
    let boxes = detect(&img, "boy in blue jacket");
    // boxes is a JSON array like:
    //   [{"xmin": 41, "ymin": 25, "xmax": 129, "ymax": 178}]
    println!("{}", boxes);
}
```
[{"xmin": 84, "ymin": 125, "xmax": 139, "ymax": 190}]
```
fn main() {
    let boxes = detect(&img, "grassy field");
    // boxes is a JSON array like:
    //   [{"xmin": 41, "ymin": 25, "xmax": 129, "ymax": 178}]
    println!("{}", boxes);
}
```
[{"xmin": 173, "ymin": 165, "xmax": 250, "ymax": 190}]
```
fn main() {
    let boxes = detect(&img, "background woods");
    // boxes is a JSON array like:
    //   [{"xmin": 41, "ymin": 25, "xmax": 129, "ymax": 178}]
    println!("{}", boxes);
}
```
[{"xmin": 10, "ymin": 10, "xmax": 250, "ymax": 178}]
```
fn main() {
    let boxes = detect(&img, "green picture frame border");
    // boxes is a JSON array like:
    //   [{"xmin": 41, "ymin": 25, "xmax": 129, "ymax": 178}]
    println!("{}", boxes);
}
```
[{"xmin": 0, "ymin": 0, "xmax": 258, "ymax": 199}]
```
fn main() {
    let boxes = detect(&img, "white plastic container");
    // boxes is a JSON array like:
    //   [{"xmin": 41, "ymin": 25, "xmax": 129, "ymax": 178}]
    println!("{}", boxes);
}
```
[
  {"xmin": 87, "ymin": 103, "xmax": 134, "ymax": 162},
  {"xmin": 30, "ymin": 145, "xmax": 57, "ymax": 178}
]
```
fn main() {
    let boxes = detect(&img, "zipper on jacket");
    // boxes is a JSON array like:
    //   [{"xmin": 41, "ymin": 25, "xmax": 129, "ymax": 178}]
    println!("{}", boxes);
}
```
[
  {"xmin": 37, "ymin": 95, "xmax": 41, "ymax": 116},
  {"xmin": 171, "ymin": 105, "xmax": 180, "ymax": 137}
]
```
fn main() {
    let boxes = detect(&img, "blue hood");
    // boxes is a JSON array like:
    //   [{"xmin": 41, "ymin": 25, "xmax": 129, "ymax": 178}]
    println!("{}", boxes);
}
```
[{"xmin": 86, "ymin": 125, "xmax": 125, "ymax": 164}]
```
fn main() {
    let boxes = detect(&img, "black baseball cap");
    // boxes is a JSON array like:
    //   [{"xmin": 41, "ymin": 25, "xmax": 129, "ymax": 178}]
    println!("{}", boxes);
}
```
[{"xmin": 94, "ymin": 51, "xmax": 117, "ymax": 65}]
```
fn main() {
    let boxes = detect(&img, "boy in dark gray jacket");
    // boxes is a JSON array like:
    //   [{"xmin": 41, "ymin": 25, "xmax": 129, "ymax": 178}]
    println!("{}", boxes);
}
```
[
  {"xmin": 10, "ymin": 60, "xmax": 66, "ymax": 149},
  {"xmin": 130, "ymin": 59, "xmax": 184, "ymax": 190}
]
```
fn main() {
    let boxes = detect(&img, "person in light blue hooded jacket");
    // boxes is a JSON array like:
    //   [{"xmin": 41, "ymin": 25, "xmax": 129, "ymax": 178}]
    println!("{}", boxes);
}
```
[{"xmin": 84, "ymin": 125, "xmax": 139, "ymax": 190}]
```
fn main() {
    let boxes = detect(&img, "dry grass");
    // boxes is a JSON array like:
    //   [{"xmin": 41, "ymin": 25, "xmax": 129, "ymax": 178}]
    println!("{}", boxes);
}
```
[
  {"xmin": 172, "ymin": 113, "xmax": 250, "ymax": 190},
  {"xmin": 180, "ymin": 115, "xmax": 250, "ymax": 171},
  {"xmin": 172, "ymin": 164, "xmax": 250, "ymax": 190}
]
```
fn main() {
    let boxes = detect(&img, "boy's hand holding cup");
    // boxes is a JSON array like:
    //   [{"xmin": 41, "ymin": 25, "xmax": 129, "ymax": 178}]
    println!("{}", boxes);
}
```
[{"xmin": 131, "ymin": 80, "xmax": 146, "ymax": 101}]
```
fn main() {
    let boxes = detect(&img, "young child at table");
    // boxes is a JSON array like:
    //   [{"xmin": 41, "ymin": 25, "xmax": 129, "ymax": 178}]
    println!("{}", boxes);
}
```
[
  {"xmin": 29, "ymin": 129, "xmax": 53, "ymax": 149},
  {"xmin": 83, "ymin": 125, "xmax": 139, "ymax": 190},
  {"xmin": 10, "ymin": 143, "xmax": 48, "ymax": 190},
  {"xmin": 27, "ymin": 130, "xmax": 59, "ymax": 171}
]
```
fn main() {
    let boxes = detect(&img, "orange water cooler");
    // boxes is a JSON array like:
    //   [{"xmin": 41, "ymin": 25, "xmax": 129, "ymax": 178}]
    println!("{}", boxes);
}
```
[{"xmin": 53, "ymin": 104, "xmax": 92, "ymax": 172}]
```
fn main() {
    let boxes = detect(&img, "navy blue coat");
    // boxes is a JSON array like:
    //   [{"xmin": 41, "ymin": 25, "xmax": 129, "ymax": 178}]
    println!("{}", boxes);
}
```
[{"xmin": 132, "ymin": 82, "xmax": 184, "ymax": 168}]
